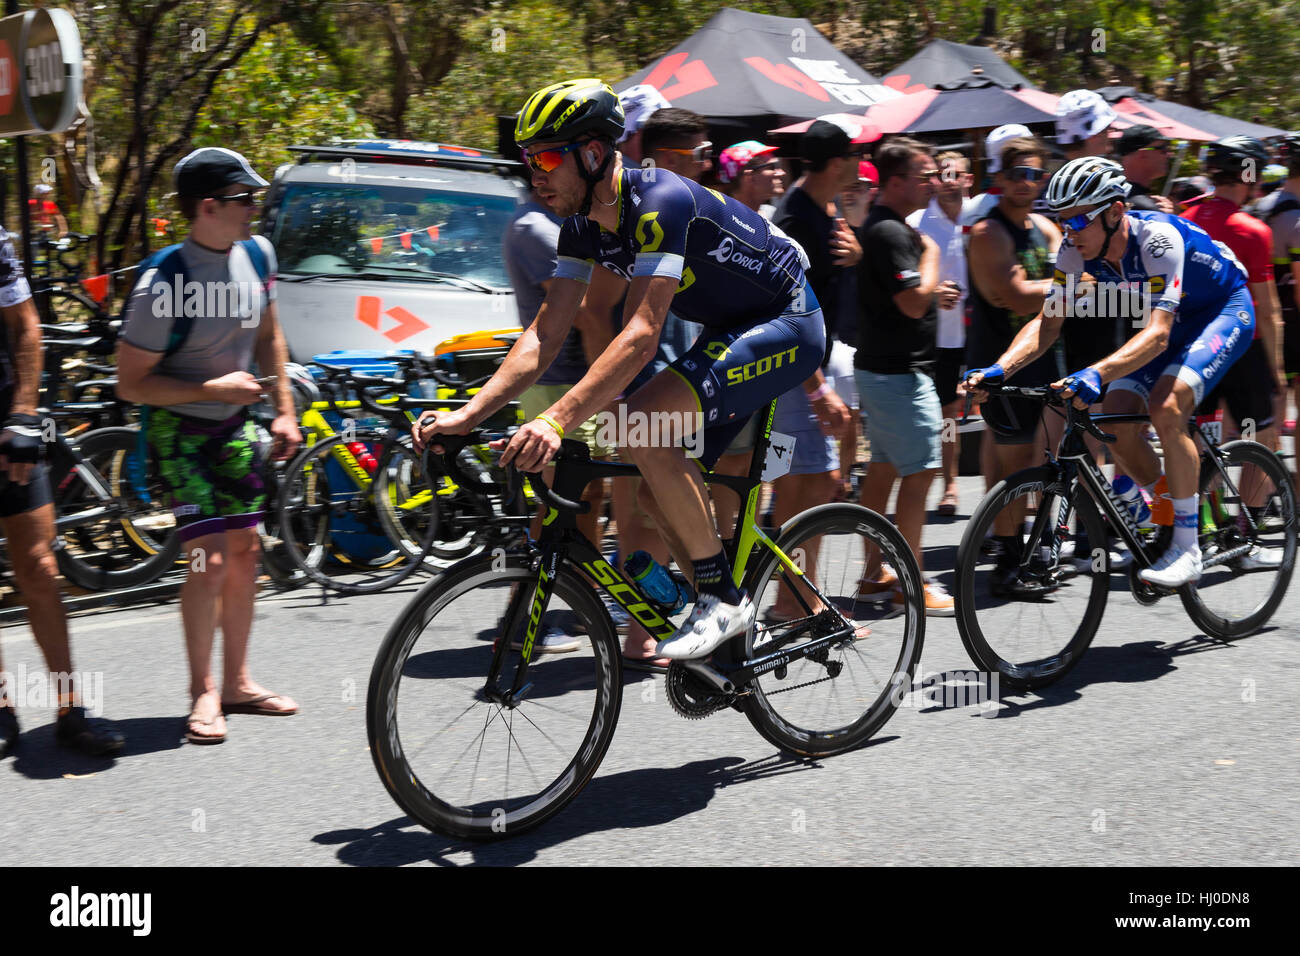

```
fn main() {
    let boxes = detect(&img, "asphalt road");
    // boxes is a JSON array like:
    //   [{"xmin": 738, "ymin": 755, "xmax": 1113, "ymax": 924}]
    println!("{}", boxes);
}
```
[{"xmin": 3, "ymin": 472, "xmax": 1297, "ymax": 867}]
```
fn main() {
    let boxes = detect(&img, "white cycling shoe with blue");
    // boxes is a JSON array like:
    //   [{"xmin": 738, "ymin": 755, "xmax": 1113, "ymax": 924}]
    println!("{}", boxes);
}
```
[{"xmin": 656, "ymin": 593, "xmax": 756, "ymax": 660}]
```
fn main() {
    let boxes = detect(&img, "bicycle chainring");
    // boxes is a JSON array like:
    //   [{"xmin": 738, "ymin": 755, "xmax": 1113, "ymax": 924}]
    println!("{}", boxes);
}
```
[
  {"xmin": 1127, "ymin": 562, "xmax": 1164, "ymax": 605},
  {"xmin": 665, "ymin": 662, "xmax": 729, "ymax": 719}
]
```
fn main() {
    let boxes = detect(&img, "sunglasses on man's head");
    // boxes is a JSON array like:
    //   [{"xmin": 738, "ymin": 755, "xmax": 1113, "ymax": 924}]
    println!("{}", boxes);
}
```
[
  {"xmin": 207, "ymin": 191, "xmax": 260, "ymax": 206},
  {"xmin": 1060, "ymin": 204, "xmax": 1110, "ymax": 232},
  {"xmin": 1005, "ymin": 165, "xmax": 1048, "ymax": 183},
  {"xmin": 523, "ymin": 141, "xmax": 587, "ymax": 173},
  {"xmin": 661, "ymin": 141, "xmax": 712, "ymax": 163}
]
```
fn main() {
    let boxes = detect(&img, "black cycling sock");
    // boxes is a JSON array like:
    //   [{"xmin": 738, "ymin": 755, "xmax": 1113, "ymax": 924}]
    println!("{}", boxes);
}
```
[{"xmin": 692, "ymin": 551, "xmax": 742, "ymax": 605}]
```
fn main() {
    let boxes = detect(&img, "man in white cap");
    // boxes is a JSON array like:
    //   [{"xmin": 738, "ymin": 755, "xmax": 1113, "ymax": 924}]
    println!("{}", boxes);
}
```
[
  {"xmin": 616, "ymin": 84, "xmax": 671, "ymax": 166},
  {"xmin": 1054, "ymin": 89, "xmax": 1116, "ymax": 160},
  {"xmin": 962, "ymin": 124, "xmax": 1032, "ymax": 229}
]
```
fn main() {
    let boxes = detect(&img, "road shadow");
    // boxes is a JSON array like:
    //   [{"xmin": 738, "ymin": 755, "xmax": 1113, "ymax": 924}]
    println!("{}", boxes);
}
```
[
  {"xmin": 315, "ymin": 750, "xmax": 856, "ymax": 866},
  {"xmin": 979, "ymin": 629, "xmax": 1256, "ymax": 718},
  {"xmin": 6, "ymin": 715, "xmax": 182, "ymax": 779}
]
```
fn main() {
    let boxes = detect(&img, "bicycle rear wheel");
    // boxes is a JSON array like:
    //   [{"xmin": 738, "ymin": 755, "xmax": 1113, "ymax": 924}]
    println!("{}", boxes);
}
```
[
  {"xmin": 738, "ymin": 503, "xmax": 925, "ymax": 756},
  {"xmin": 367, "ymin": 554, "xmax": 621, "ymax": 840},
  {"xmin": 1181, "ymin": 440, "xmax": 1297, "ymax": 637},
  {"xmin": 53, "ymin": 427, "xmax": 180, "ymax": 591},
  {"xmin": 277, "ymin": 432, "xmax": 428, "ymax": 595},
  {"xmin": 955, "ymin": 466, "xmax": 1110, "ymax": 690}
]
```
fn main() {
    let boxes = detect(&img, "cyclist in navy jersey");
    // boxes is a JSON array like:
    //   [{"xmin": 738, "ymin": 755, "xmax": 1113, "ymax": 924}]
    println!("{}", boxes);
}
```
[
  {"xmin": 414, "ymin": 78, "xmax": 840, "ymax": 659},
  {"xmin": 966, "ymin": 157, "xmax": 1256, "ymax": 588}
]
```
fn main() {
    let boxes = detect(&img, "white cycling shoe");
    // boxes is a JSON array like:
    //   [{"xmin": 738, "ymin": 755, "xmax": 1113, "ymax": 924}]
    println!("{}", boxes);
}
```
[
  {"xmin": 1238, "ymin": 546, "xmax": 1284, "ymax": 571},
  {"xmin": 656, "ymin": 593, "xmax": 756, "ymax": 660},
  {"xmin": 1138, "ymin": 544, "xmax": 1203, "ymax": 588}
]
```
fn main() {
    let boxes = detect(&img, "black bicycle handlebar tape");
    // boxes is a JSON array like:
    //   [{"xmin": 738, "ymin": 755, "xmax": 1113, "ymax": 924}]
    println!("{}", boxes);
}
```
[{"xmin": 523, "ymin": 470, "xmax": 590, "ymax": 515}]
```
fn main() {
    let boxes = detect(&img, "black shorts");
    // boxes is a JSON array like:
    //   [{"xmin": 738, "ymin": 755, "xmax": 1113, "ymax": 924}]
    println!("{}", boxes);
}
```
[
  {"xmin": 932, "ymin": 347, "xmax": 965, "ymax": 406},
  {"xmin": 1285, "ymin": 310, "xmax": 1300, "ymax": 377},
  {"xmin": 1195, "ymin": 337, "xmax": 1278, "ymax": 429},
  {"xmin": 0, "ymin": 463, "xmax": 53, "ymax": 518}
]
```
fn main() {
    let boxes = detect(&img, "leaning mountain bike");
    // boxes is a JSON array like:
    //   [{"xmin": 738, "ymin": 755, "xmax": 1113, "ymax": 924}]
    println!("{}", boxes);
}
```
[
  {"xmin": 367, "ymin": 400, "xmax": 926, "ymax": 840},
  {"xmin": 955, "ymin": 383, "xmax": 1296, "ymax": 691}
]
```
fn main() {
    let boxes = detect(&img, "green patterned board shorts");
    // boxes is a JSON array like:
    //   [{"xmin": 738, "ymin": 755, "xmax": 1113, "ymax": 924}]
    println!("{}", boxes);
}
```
[{"xmin": 145, "ymin": 408, "xmax": 269, "ymax": 542}]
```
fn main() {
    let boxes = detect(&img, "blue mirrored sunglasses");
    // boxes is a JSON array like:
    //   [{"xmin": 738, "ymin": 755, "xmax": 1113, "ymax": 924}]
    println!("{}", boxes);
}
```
[
  {"xmin": 1005, "ymin": 165, "xmax": 1048, "ymax": 183},
  {"xmin": 1060, "ymin": 205, "xmax": 1109, "ymax": 232}
]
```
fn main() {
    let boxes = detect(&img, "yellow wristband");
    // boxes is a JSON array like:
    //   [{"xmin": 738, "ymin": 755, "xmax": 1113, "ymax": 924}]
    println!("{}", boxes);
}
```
[{"xmin": 535, "ymin": 413, "xmax": 565, "ymax": 439}]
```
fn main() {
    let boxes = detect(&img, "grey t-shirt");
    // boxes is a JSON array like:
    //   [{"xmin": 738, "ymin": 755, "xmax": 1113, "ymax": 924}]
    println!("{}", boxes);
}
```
[
  {"xmin": 501, "ymin": 199, "xmax": 589, "ymax": 386},
  {"xmin": 121, "ymin": 235, "xmax": 277, "ymax": 420}
]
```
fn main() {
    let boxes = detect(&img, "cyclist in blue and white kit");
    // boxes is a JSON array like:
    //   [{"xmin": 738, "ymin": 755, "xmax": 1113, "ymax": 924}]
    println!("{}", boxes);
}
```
[
  {"xmin": 414, "ymin": 78, "xmax": 837, "ymax": 658},
  {"xmin": 966, "ymin": 157, "xmax": 1255, "ymax": 588}
]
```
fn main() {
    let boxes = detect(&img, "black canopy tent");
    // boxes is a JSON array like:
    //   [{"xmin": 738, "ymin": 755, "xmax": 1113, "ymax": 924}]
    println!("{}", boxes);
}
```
[
  {"xmin": 616, "ymin": 6, "xmax": 900, "ymax": 147},
  {"xmin": 884, "ymin": 38, "xmax": 1037, "ymax": 94},
  {"xmin": 1095, "ymin": 86, "xmax": 1288, "ymax": 140}
]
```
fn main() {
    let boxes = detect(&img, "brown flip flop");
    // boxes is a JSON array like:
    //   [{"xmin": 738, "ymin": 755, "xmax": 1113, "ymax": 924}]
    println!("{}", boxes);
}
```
[
  {"xmin": 185, "ymin": 712, "xmax": 226, "ymax": 745},
  {"xmin": 221, "ymin": 693, "xmax": 299, "ymax": 716}
]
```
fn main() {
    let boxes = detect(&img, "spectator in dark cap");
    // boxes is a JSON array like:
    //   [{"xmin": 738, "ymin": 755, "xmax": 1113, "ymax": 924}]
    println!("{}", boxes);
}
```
[
  {"xmin": 774, "ymin": 117, "xmax": 876, "ymax": 359},
  {"xmin": 1116, "ymin": 125, "xmax": 1176, "ymax": 212}
]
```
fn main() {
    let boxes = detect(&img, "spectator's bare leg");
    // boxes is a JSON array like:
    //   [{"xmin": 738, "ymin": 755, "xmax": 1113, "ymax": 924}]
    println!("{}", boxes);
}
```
[
  {"xmin": 220, "ymin": 526, "xmax": 295, "ymax": 711},
  {"xmin": 182, "ymin": 531, "xmax": 227, "ymax": 737},
  {"xmin": 858, "ymin": 460, "xmax": 898, "ymax": 579},
  {"xmin": 770, "ymin": 470, "xmax": 835, "ymax": 616},
  {"xmin": 894, "ymin": 469, "xmax": 937, "ymax": 574},
  {"xmin": 4, "ymin": 506, "xmax": 74, "ymax": 695}
]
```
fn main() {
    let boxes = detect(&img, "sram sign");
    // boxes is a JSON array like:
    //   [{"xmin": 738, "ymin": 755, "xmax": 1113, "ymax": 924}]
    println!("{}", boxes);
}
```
[{"xmin": 0, "ymin": 7, "xmax": 82, "ymax": 138}]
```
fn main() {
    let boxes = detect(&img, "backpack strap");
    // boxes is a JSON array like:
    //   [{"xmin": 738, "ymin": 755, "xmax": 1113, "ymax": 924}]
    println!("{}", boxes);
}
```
[
  {"xmin": 237, "ymin": 236, "xmax": 271, "ymax": 287},
  {"xmin": 1264, "ymin": 195, "xmax": 1300, "ymax": 225}
]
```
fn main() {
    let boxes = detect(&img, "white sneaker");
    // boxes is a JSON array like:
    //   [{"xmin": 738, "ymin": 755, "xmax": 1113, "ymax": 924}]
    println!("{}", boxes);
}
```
[
  {"xmin": 1138, "ymin": 544, "xmax": 1203, "ymax": 588},
  {"xmin": 656, "ymin": 593, "xmax": 756, "ymax": 660},
  {"xmin": 1238, "ymin": 546, "xmax": 1284, "ymax": 571}
]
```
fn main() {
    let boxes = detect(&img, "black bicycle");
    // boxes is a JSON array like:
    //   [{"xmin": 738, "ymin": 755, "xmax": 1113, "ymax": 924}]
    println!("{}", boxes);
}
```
[
  {"xmin": 367, "ymin": 400, "xmax": 926, "ymax": 840},
  {"xmin": 955, "ymin": 383, "xmax": 1296, "ymax": 690}
]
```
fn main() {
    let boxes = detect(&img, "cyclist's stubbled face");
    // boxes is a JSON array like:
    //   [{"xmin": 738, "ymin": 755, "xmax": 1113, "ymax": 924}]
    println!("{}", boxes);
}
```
[{"xmin": 528, "ymin": 140, "xmax": 597, "ymax": 218}]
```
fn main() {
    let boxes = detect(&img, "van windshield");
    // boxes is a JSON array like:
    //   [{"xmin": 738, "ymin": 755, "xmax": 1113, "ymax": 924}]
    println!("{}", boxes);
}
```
[{"xmin": 269, "ymin": 183, "xmax": 515, "ymax": 288}]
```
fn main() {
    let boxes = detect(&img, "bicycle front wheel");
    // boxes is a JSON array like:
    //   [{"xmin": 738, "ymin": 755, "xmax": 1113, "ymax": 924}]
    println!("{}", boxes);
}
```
[
  {"xmin": 738, "ymin": 503, "xmax": 925, "ymax": 757},
  {"xmin": 367, "ymin": 554, "xmax": 621, "ymax": 840},
  {"xmin": 1181, "ymin": 440, "xmax": 1297, "ymax": 637},
  {"xmin": 955, "ymin": 466, "xmax": 1110, "ymax": 690}
]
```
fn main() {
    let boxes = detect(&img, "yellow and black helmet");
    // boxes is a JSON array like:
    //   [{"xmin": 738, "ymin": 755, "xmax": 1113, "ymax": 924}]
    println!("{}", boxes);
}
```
[{"xmin": 515, "ymin": 78, "xmax": 625, "ymax": 148}]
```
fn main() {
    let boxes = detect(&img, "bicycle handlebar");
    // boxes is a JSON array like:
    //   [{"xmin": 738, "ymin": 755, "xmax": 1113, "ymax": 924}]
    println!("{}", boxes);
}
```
[
  {"xmin": 426, "ymin": 430, "xmax": 591, "ymax": 515},
  {"xmin": 962, "ymin": 379, "xmax": 1117, "ymax": 444}
]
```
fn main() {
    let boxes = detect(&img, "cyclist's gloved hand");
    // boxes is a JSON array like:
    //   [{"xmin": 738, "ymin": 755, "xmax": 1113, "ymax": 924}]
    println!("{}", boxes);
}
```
[
  {"xmin": 0, "ymin": 413, "xmax": 46, "ymax": 465},
  {"xmin": 965, "ymin": 364, "xmax": 1004, "ymax": 388},
  {"xmin": 1058, "ymin": 368, "xmax": 1103, "ymax": 406}
]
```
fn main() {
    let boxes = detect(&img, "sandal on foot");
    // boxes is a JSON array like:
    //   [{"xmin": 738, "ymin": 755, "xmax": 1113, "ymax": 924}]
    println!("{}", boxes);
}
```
[
  {"xmin": 937, "ymin": 491, "xmax": 959, "ymax": 517},
  {"xmin": 185, "ymin": 711, "xmax": 225, "ymax": 745},
  {"xmin": 221, "ymin": 693, "xmax": 299, "ymax": 716}
]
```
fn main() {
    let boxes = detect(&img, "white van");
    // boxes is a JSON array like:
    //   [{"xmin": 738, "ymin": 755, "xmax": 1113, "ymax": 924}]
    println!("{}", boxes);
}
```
[{"xmin": 260, "ymin": 140, "xmax": 526, "ymax": 362}]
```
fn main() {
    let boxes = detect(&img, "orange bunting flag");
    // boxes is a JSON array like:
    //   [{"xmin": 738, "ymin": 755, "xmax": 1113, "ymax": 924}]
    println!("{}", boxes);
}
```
[
  {"xmin": 426, "ymin": 225, "xmax": 439, "ymax": 241},
  {"xmin": 370, "ymin": 236, "xmax": 384, "ymax": 254},
  {"xmin": 152, "ymin": 218, "xmax": 170, "ymax": 237},
  {"xmin": 400, "ymin": 231, "xmax": 413, "ymax": 250},
  {"xmin": 81, "ymin": 274, "xmax": 110, "ymax": 305}
]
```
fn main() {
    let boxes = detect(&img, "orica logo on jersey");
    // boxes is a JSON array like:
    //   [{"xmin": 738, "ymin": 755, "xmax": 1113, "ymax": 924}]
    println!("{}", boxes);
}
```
[
  {"xmin": 1238, "ymin": 310, "xmax": 1251, "ymax": 325},
  {"xmin": 707, "ymin": 237, "xmax": 763, "ymax": 273}
]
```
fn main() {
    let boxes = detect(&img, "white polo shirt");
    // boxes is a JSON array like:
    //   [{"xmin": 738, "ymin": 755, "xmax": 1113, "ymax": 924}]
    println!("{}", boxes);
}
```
[{"xmin": 907, "ymin": 197, "xmax": 971, "ymax": 350}]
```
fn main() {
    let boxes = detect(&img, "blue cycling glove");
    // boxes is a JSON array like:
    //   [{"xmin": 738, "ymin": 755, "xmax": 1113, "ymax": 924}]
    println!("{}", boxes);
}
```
[
  {"xmin": 966, "ymin": 363, "xmax": 1004, "ymax": 388},
  {"xmin": 1060, "ymin": 368, "xmax": 1103, "ymax": 406}
]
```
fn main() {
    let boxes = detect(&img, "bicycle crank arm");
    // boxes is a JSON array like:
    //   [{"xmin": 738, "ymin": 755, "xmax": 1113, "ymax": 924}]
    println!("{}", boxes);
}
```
[{"xmin": 682, "ymin": 660, "xmax": 734, "ymax": 694}]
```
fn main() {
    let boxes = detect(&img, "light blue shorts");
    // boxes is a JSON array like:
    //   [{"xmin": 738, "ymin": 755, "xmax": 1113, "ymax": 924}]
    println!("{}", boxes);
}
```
[
  {"xmin": 855, "ymin": 369, "xmax": 942, "ymax": 476},
  {"xmin": 773, "ymin": 383, "xmax": 837, "ymax": 476}
]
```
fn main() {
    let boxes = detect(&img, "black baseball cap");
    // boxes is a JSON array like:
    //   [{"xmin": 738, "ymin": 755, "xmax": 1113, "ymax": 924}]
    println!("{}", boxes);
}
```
[
  {"xmin": 1116, "ymin": 124, "xmax": 1168, "ymax": 156},
  {"xmin": 799, "ymin": 117, "xmax": 878, "ymax": 165},
  {"xmin": 174, "ymin": 147, "xmax": 269, "ymax": 199}
]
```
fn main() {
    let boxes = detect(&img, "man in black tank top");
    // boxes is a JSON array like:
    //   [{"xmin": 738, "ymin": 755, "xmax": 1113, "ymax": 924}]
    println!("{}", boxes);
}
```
[{"xmin": 964, "ymin": 137, "xmax": 1064, "ymax": 595}]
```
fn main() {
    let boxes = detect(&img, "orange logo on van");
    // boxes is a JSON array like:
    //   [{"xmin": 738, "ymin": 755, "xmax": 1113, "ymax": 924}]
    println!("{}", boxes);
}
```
[{"xmin": 356, "ymin": 296, "xmax": 430, "ymax": 343}]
